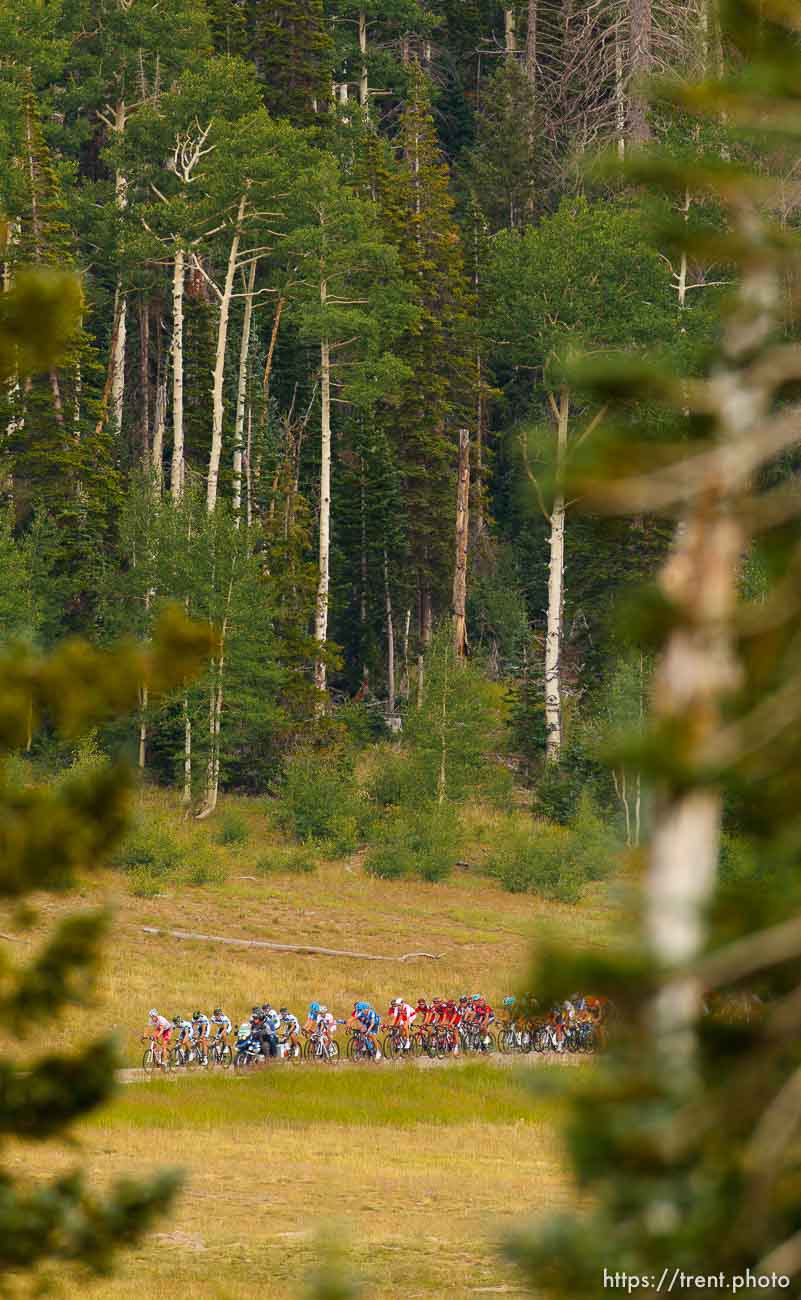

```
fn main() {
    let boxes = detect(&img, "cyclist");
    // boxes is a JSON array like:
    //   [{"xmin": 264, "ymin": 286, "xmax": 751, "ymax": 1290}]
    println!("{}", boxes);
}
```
[
  {"xmin": 304, "ymin": 1001, "xmax": 323, "ymax": 1034},
  {"xmin": 473, "ymin": 995, "xmax": 494, "ymax": 1042},
  {"xmin": 146, "ymin": 1009, "xmax": 172, "ymax": 1066},
  {"xmin": 210, "ymin": 1007, "xmax": 232, "ymax": 1047},
  {"xmin": 501, "ymin": 995, "xmax": 517, "ymax": 1025},
  {"xmin": 173, "ymin": 1014, "xmax": 194, "ymax": 1059},
  {"xmin": 279, "ymin": 1007, "xmax": 301, "ymax": 1054},
  {"xmin": 261, "ymin": 1004, "xmax": 280, "ymax": 1057},
  {"xmin": 192, "ymin": 1010, "xmax": 211, "ymax": 1063},
  {"xmin": 386, "ymin": 997, "xmax": 416, "ymax": 1051},
  {"xmin": 348, "ymin": 1001, "xmax": 382, "ymax": 1059},
  {"xmin": 441, "ymin": 998, "xmax": 461, "ymax": 1054}
]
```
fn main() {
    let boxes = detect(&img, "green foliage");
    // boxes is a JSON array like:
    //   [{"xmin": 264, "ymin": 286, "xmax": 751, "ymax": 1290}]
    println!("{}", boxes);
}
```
[
  {"xmin": 213, "ymin": 810, "xmax": 250, "ymax": 847},
  {"xmin": 272, "ymin": 748, "xmax": 365, "ymax": 847},
  {"xmin": 255, "ymin": 845, "xmax": 316, "ymax": 876},
  {"xmin": 365, "ymin": 803, "xmax": 459, "ymax": 882},
  {"xmin": 109, "ymin": 824, "xmax": 185, "ymax": 878},
  {"xmin": 404, "ymin": 629, "xmax": 503, "ymax": 803}
]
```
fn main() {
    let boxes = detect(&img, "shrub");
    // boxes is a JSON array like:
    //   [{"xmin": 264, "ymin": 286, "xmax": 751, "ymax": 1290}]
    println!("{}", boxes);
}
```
[
  {"xmin": 485, "ymin": 823, "xmax": 579, "ymax": 901},
  {"xmin": 366, "ymin": 748, "xmax": 420, "ymax": 808},
  {"xmin": 272, "ymin": 749, "xmax": 365, "ymax": 845},
  {"xmin": 109, "ymin": 823, "xmax": 184, "ymax": 878},
  {"xmin": 255, "ymin": 846, "xmax": 316, "ymax": 876},
  {"xmin": 183, "ymin": 857, "xmax": 227, "ymax": 887},
  {"xmin": 128, "ymin": 867, "xmax": 163, "ymax": 898},
  {"xmin": 214, "ymin": 810, "xmax": 249, "ymax": 847},
  {"xmin": 365, "ymin": 804, "xmax": 459, "ymax": 883}
]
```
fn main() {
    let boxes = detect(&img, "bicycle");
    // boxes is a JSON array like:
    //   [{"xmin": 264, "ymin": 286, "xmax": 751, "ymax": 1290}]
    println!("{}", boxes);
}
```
[
  {"xmin": 278, "ymin": 1032, "xmax": 303, "ymax": 1062},
  {"xmin": 303, "ymin": 1028, "xmax": 340, "ymax": 1063},
  {"xmin": 461, "ymin": 1022, "xmax": 496, "ymax": 1054},
  {"xmin": 346, "ymin": 1026, "xmax": 380, "ymax": 1062},
  {"xmin": 382, "ymin": 1024, "xmax": 415, "ymax": 1060},
  {"xmin": 208, "ymin": 1036, "xmax": 233, "ymax": 1069},
  {"xmin": 142, "ymin": 1035, "xmax": 171, "ymax": 1073},
  {"xmin": 498, "ymin": 1022, "xmax": 532, "ymax": 1054}
]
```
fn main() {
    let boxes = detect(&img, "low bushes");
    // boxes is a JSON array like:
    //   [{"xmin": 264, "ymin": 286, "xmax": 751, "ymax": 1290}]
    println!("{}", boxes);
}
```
[
  {"xmin": 109, "ymin": 823, "xmax": 185, "ymax": 878},
  {"xmin": 271, "ymin": 749, "xmax": 368, "ymax": 853},
  {"xmin": 365, "ymin": 804, "xmax": 460, "ymax": 883},
  {"xmin": 214, "ymin": 810, "xmax": 249, "ymax": 847},
  {"xmin": 485, "ymin": 794, "xmax": 620, "ymax": 903},
  {"xmin": 255, "ymin": 845, "xmax": 316, "ymax": 876}
]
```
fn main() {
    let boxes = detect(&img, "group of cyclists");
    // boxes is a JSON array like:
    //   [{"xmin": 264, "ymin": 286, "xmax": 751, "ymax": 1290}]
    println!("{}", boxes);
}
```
[{"xmin": 144, "ymin": 991, "xmax": 609, "ymax": 1069}]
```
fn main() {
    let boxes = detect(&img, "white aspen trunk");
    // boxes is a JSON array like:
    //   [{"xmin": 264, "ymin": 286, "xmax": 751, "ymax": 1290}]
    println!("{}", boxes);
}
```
[
  {"xmin": 615, "ymin": 25, "xmax": 626, "ymax": 160},
  {"xmin": 245, "ymin": 404, "xmax": 253, "ymax": 527},
  {"xmin": 384, "ymin": 550, "xmax": 396, "ymax": 715},
  {"xmin": 233, "ymin": 259, "xmax": 256, "ymax": 525},
  {"xmin": 139, "ymin": 297, "xmax": 150, "ymax": 460},
  {"xmin": 314, "ymin": 289, "xmax": 332, "ymax": 696},
  {"xmin": 452, "ymin": 427, "xmax": 471, "ymax": 659},
  {"xmin": 110, "ymin": 283, "xmax": 127, "ymax": 439},
  {"xmin": 208, "ymin": 191, "xmax": 248, "ymax": 514},
  {"xmin": 360, "ymin": 461, "xmax": 368, "ymax": 627},
  {"xmin": 504, "ymin": 6, "xmax": 517, "ymax": 55},
  {"xmin": 402, "ymin": 608, "xmax": 411, "ymax": 698},
  {"xmin": 544, "ymin": 387, "xmax": 568, "ymax": 762},
  {"xmin": 152, "ymin": 374, "xmax": 166, "ymax": 490},
  {"xmin": 416, "ymin": 652, "xmax": 424, "ymax": 711},
  {"xmin": 110, "ymin": 104, "xmax": 128, "ymax": 439},
  {"xmin": 437, "ymin": 641, "xmax": 450, "ymax": 805},
  {"xmin": 170, "ymin": 245, "xmax": 185, "ymax": 501},
  {"xmin": 182, "ymin": 694, "xmax": 192, "ymax": 807},
  {"xmin": 359, "ymin": 11, "xmax": 369, "ymax": 112},
  {"xmin": 645, "ymin": 206, "xmax": 778, "ymax": 1080},
  {"xmin": 138, "ymin": 685, "xmax": 148, "ymax": 770},
  {"xmin": 677, "ymin": 188, "xmax": 691, "ymax": 308}
]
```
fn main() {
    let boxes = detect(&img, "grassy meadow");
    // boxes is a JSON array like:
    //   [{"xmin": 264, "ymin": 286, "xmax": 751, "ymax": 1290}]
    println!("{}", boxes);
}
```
[{"xmin": 1, "ymin": 787, "xmax": 623, "ymax": 1298}]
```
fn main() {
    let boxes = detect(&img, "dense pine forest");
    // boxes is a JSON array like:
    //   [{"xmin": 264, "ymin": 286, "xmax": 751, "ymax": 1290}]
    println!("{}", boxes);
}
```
[{"xmin": 0, "ymin": 0, "xmax": 764, "ymax": 827}]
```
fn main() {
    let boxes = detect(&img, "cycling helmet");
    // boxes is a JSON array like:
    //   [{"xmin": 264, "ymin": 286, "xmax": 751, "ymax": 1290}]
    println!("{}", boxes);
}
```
[
  {"xmin": 310, "ymin": 1001, "xmax": 321, "ymax": 1014},
  {"xmin": 355, "ymin": 1001, "xmax": 368, "ymax": 1012},
  {"xmin": 213, "ymin": 1007, "xmax": 222, "ymax": 1016},
  {"xmin": 417, "ymin": 998, "xmax": 427, "ymax": 1007},
  {"xmin": 279, "ymin": 1007, "xmax": 289, "ymax": 1016},
  {"xmin": 262, "ymin": 1003, "xmax": 272, "ymax": 1012},
  {"xmin": 149, "ymin": 1008, "xmax": 158, "ymax": 1018},
  {"xmin": 503, "ymin": 996, "xmax": 515, "ymax": 1007},
  {"xmin": 172, "ymin": 1015, "xmax": 181, "ymax": 1025},
  {"xmin": 319, "ymin": 1005, "xmax": 328, "ymax": 1014},
  {"xmin": 192, "ymin": 1010, "xmax": 202, "ymax": 1020},
  {"xmin": 472, "ymin": 994, "xmax": 481, "ymax": 1003}
]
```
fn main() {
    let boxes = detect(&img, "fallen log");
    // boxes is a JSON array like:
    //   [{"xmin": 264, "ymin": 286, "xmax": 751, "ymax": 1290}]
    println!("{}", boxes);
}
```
[{"xmin": 140, "ymin": 926, "xmax": 443, "ymax": 962}]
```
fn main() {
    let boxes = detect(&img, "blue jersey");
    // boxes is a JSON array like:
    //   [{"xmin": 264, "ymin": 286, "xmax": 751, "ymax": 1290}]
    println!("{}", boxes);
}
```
[{"xmin": 357, "ymin": 1006, "xmax": 380, "ymax": 1033}]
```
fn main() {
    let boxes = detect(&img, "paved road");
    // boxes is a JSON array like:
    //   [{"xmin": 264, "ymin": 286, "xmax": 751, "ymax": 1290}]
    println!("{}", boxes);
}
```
[{"xmin": 118, "ymin": 1051, "xmax": 589, "ymax": 1084}]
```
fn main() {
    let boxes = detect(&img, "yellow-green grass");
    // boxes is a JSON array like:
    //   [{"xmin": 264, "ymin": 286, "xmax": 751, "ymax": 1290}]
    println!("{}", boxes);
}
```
[
  {"xmin": 0, "ymin": 787, "xmax": 623, "ymax": 1065},
  {"xmin": 11, "ymin": 1066, "xmax": 573, "ymax": 1299},
  {"xmin": 0, "ymin": 789, "xmax": 614, "ymax": 1297}
]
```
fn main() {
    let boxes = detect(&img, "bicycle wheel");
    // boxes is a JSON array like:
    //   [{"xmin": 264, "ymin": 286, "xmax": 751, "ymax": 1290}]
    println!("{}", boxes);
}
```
[
  {"xmin": 325, "ymin": 1040, "xmax": 340, "ymax": 1063},
  {"xmin": 142, "ymin": 1046, "xmax": 155, "ymax": 1073},
  {"xmin": 284, "ymin": 1042, "xmax": 302, "ymax": 1063},
  {"xmin": 481, "ymin": 1030, "xmax": 496, "ymax": 1054},
  {"xmin": 234, "ymin": 1050, "xmax": 253, "ymax": 1071},
  {"xmin": 346, "ymin": 1035, "xmax": 365, "ymax": 1061},
  {"xmin": 220, "ymin": 1044, "xmax": 233, "ymax": 1069},
  {"xmin": 498, "ymin": 1029, "xmax": 513, "ymax": 1055},
  {"xmin": 532, "ymin": 1027, "xmax": 549, "ymax": 1053},
  {"xmin": 519, "ymin": 1030, "xmax": 533, "ymax": 1054}
]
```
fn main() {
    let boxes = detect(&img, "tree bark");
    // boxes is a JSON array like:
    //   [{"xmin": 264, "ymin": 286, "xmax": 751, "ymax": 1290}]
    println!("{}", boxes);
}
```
[
  {"xmin": 525, "ymin": 0, "xmax": 537, "ymax": 90},
  {"xmin": 208, "ymin": 191, "xmax": 248, "ymax": 514},
  {"xmin": 504, "ymin": 6, "xmax": 517, "ymax": 55},
  {"xmin": 629, "ymin": 0, "xmax": 652, "ymax": 144},
  {"xmin": 453, "ymin": 427, "xmax": 471, "ymax": 658},
  {"xmin": 233, "ymin": 259, "xmax": 256, "ymax": 525},
  {"xmin": 182, "ymin": 693, "xmax": 192, "ymax": 807},
  {"xmin": 384, "ymin": 549, "xmax": 396, "ymax": 715},
  {"xmin": 314, "ymin": 293, "xmax": 332, "ymax": 696},
  {"xmin": 359, "ymin": 10, "xmax": 369, "ymax": 112},
  {"xmin": 139, "ymin": 296, "xmax": 150, "ymax": 461},
  {"xmin": 544, "ymin": 386, "xmax": 569, "ymax": 762},
  {"xmin": 170, "ymin": 245, "xmax": 185, "ymax": 501},
  {"xmin": 645, "ymin": 205, "xmax": 778, "ymax": 1081}
]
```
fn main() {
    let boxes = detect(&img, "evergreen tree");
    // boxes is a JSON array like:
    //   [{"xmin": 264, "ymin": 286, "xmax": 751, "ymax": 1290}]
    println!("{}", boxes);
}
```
[
  {"xmin": 246, "ymin": 0, "xmax": 333, "ymax": 125},
  {"xmin": 373, "ymin": 70, "xmax": 475, "ymax": 643}
]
